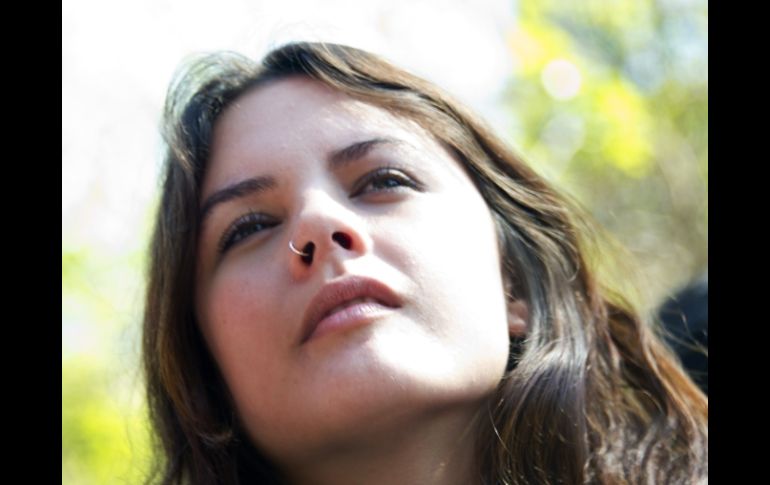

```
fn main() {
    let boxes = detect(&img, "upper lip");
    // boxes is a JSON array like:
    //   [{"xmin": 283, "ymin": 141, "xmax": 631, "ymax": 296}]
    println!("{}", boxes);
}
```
[{"xmin": 300, "ymin": 275, "xmax": 402, "ymax": 343}]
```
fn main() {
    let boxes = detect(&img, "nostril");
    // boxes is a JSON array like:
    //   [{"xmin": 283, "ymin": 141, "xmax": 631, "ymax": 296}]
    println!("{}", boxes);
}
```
[
  {"xmin": 301, "ymin": 242, "xmax": 315, "ymax": 264},
  {"xmin": 332, "ymin": 232, "xmax": 352, "ymax": 250}
]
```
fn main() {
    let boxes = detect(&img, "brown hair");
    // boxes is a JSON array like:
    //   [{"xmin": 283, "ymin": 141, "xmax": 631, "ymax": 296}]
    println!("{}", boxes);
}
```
[{"xmin": 143, "ymin": 42, "xmax": 707, "ymax": 484}]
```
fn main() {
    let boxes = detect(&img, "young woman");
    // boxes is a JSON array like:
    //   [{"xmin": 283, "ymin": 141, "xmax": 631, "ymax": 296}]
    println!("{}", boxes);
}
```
[{"xmin": 143, "ymin": 42, "xmax": 708, "ymax": 484}]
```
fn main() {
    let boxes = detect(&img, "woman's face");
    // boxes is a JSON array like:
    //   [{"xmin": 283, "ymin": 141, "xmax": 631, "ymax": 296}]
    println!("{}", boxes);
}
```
[{"xmin": 195, "ymin": 77, "xmax": 511, "ymax": 464}]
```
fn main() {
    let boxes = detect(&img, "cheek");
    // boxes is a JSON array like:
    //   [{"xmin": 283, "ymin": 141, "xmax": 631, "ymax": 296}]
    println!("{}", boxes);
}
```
[
  {"xmin": 197, "ymin": 263, "xmax": 292, "ymax": 409},
  {"xmin": 403, "ymin": 188, "xmax": 504, "ymax": 303},
  {"xmin": 380, "ymin": 188, "xmax": 510, "ymax": 377},
  {"xmin": 431, "ymin": 195, "xmax": 508, "ymax": 328},
  {"xmin": 202, "ymin": 265, "xmax": 277, "ymax": 339}
]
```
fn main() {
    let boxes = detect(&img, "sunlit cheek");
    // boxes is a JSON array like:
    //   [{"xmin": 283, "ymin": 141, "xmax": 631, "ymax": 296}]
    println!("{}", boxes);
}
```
[
  {"xmin": 386, "ymin": 188, "xmax": 509, "ymax": 374},
  {"xmin": 419, "ymin": 193, "xmax": 501, "ymax": 284}
]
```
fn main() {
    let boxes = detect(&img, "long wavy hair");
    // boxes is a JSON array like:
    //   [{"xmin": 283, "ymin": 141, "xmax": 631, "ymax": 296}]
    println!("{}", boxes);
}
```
[{"xmin": 143, "ymin": 42, "xmax": 707, "ymax": 484}]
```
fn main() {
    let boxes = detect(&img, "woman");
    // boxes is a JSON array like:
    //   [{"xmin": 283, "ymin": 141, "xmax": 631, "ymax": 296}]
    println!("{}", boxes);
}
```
[{"xmin": 143, "ymin": 42, "xmax": 707, "ymax": 484}]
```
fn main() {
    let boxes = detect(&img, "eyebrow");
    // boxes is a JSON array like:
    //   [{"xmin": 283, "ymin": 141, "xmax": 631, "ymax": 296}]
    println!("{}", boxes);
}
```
[
  {"xmin": 200, "ymin": 175, "xmax": 277, "ymax": 221},
  {"xmin": 199, "ymin": 137, "xmax": 402, "ymax": 223},
  {"xmin": 328, "ymin": 137, "xmax": 400, "ymax": 170}
]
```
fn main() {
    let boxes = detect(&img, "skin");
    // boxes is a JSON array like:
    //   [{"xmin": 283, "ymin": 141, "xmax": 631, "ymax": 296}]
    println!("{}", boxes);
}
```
[{"xmin": 194, "ymin": 77, "xmax": 527, "ymax": 484}]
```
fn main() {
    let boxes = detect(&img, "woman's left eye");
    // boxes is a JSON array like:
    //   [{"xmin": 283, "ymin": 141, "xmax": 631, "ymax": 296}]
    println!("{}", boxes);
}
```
[{"xmin": 352, "ymin": 167, "xmax": 423, "ymax": 197}]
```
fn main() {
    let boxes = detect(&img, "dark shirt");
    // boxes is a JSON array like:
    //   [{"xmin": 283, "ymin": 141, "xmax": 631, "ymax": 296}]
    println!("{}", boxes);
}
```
[{"xmin": 657, "ymin": 272, "xmax": 708, "ymax": 395}]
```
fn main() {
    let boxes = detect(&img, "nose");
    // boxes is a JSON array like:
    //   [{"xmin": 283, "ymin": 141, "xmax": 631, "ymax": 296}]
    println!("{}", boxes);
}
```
[{"xmin": 287, "ymin": 189, "xmax": 371, "ymax": 277}]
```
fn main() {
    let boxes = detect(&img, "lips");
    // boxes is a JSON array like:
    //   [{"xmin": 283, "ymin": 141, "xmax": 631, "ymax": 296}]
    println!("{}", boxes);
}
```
[{"xmin": 301, "ymin": 276, "xmax": 402, "ymax": 343}]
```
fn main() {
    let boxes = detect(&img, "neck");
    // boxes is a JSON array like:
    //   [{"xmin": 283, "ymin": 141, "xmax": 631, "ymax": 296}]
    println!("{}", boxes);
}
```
[{"xmin": 282, "ymin": 403, "xmax": 487, "ymax": 485}]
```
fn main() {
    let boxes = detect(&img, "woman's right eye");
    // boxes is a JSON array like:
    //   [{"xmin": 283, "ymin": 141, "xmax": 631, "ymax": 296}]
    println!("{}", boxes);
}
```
[{"xmin": 218, "ymin": 212, "xmax": 279, "ymax": 255}]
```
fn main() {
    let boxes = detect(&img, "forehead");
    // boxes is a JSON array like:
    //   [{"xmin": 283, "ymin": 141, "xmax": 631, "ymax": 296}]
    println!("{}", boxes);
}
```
[
  {"xmin": 203, "ymin": 77, "xmax": 443, "ymax": 196},
  {"xmin": 215, "ymin": 77, "xmax": 398, "ymax": 140}
]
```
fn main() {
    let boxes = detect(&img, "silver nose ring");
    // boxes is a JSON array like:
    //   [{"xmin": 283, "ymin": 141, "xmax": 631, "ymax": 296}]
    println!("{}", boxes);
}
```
[{"xmin": 289, "ymin": 240, "xmax": 311, "ymax": 257}]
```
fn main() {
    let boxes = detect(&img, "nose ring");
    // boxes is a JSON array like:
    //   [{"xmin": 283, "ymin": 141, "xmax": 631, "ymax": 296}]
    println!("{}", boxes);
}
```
[{"xmin": 289, "ymin": 240, "xmax": 311, "ymax": 257}]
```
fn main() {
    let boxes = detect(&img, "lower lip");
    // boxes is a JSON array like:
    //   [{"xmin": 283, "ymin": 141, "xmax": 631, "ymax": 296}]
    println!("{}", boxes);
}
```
[{"xmin": 307, "ymin": 301, "xmax": 393, "ymax": 343}]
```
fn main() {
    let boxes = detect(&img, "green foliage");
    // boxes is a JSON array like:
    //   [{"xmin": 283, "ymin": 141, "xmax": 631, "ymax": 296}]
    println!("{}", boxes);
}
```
[
  {"xmin": 505, "ymin": 0, "xmax": 708, "ymax": 307},
  {"xmin": 62, "ymin": 354, "xmax": 153, "ymax": 485},
  {"xmin": 63, "ymin": 244, "xmax": 153, "ymax": 484}
]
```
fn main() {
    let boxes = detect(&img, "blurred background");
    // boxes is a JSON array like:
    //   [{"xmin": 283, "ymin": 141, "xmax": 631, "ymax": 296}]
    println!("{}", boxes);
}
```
[{"xmin": 62, "ymin": 0, "xmax": 707, "ymax": 482}]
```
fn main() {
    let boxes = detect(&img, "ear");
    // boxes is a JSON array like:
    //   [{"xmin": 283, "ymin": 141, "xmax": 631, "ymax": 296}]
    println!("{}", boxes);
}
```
[{"xmin": 507, "ymin": 299, "xmax": 528, "ymax": 338}]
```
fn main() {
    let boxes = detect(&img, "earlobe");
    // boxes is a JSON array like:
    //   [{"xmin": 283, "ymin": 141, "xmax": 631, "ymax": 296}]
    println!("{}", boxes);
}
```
[{"xmin": 507, "ymin": 300, "xmax": 528, "ymax": 337}]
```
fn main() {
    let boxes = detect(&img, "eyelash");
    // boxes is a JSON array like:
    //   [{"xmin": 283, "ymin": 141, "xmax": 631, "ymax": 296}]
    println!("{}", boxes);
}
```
[
  {"xmin": 217, "ymin": 167, "xmax": 423, "ymax": 255},
  {"xmin": 218, "ymin": 211, "xmax": 279, "ymax": 255},
  {"xmin": 352, "ymin": 166, "xmax": 423, "ymax": 197}
]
